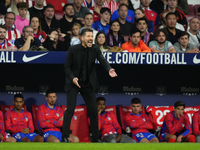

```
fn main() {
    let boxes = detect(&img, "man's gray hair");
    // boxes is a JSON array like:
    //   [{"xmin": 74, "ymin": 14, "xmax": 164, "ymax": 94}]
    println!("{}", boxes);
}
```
[{"xmin": 22, "ymin": 25, "xmax": 34, "ymax": 33}]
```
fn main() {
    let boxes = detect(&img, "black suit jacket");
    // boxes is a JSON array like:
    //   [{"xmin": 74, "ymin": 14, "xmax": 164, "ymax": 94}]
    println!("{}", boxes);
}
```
[{"xmin": 64, "ymin": 44, "xmax": 112, "ymax": 92}]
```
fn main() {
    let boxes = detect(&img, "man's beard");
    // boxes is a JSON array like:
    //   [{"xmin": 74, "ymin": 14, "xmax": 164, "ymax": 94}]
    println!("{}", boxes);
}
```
[
  {"xmin": 66, "ymin": 14, "xmax": 74, "ymax": 18},
  {"xmin": 0, "ymin": 35, "xmax": 5, "ymax": 40},
  {"xmin": 156, "ymin": 39, "xmax": 166, "ymax": 44}
]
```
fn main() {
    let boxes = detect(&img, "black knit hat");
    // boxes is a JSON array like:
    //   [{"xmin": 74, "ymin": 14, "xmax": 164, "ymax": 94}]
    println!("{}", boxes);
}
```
[{"xmin": 0, "ymin": 3, "xmax": 7, "ymax": 15}]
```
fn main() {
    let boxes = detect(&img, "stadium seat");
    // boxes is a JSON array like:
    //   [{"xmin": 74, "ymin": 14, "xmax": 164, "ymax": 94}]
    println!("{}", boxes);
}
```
[
  {"xmin": 194, "ymin": 5, "xmax": 200, "ymax": 16},
  {"xmin": 186, "ymin": 15, "xmax": 196, "ymax": 23},
  {"xmin": 0, "ymin": 105, "xmax": 27, "ymax": 114},
  {"xmin": 188, "ymin": 5, "xmax": 195, "ymax": 15},
  {"xmin": 31, "ymin": 105, "xmax": 39, "ymax": 130},
  {"xmin": 105, "ymin": 106, "xmax": 117, "ymax": 118},
  {"xmin": 118, "ymin": 106, "xmax": 145, "ymax": 131},
  {"xmin": 55, "ymin": 13, "xmax": 63, "ymax": 20},
  {"xmin": 184, "ymin": 105, "xmax": 200, "ymax": 124},
  {"xmin": 146, "ymin": 106, "xmax": 174, "ymax": 131},
  {"xmin": 60, "ymin": 105, "xmax": 90, "ymax": 142}
]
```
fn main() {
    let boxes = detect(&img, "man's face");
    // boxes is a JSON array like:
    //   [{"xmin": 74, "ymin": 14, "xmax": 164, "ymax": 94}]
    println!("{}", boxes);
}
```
[
  {"xmin": 46, "ymin": 93, "xmax": 57, "ymax": 106},
  {"xmin": 84, "ymin": 14, "xmax": 93, "ymax": 27},
  {"xmin": 5, "ymin": 13, "xmax": 15, "ymax": 28},
  {"xmin": 131, "ymin": 103, "xmax": 141, "ymax": 115},
  {"xmin": 141, "ymin": 0, "xmax": 150, "ymax": 7},
  {"xmin": 0, "ymin": 27, "xmax": 6, "ymax": 40},
  {"xmin": 174, "ymin": 106, "xmax": 184, "ymax": 118},
  {"xmin": 96, "ymin": 0, "xmax": 105, "ymax": 6},
  {"xmin": 18, "ymin": 8, "xmax": 28, "ymax": 18},
  {"xmin": 35, "ymin": 0, "xmax": 44, "ymax": 7},
  {"xmin": 119, "ymin": 0, "xmax": 128, "ymax": 5},
  {"xmin": 81, "ymin": 31, "xmax": 93, "ymax": 47},
  {"xmin": 156, "ymin": 31, "xmax": 166, "ymax": 44},
  {"xmin": 13, "ymin": 98, "xmax": 24, "ymax": 111},
  {"xmin": 101, "ymin": 11, "xmax": 111, "ymax": 23},
  {"xmin": 118, "ymin": 6, "xmax": 128, "ymax": 20},
  {"xmin": 64, "ymin": 6, "xmax": 74, "ymax": 17},
  {"xmin": 97, "ymin": 100, "xmax": 106, "ymax": 112},
  {"xmin": 137, "ymin": 20, "xmax": 147, "ymax": 33},
  {"xmin": 189, "ymin": 18, "xmax": 200, "ymax": 32},
  {"xmin": 167, "ymin": 0, "xmax": 177, "ymax": 9},
  {"xmin": 23, "ymin": 27, "xmax": 34, "ymax": 39},
  {"xmin": 44, "ymin": 8, "xmax": 54, "ymax": 19},
  {"xmin": 166, "ymin": 14, "xmax": 176, "ymax": 29},
  {"xmin": 178, "ymin": 35, "xmax": 189, "ymax": 47},
  {"xmin": 73, "ymin": 0, "xmax": 83, "ymax": 7},
  {"xmin": 130, "ymin": 32, "xmax": 141, "ymax": 45}
]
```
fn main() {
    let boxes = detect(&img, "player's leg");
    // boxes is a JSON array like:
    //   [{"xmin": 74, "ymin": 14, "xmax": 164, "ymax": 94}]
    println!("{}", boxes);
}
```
[
  {"xmin": 46, "ymin": 135, "xmax": 60, "ymax": 142},
  {"xmin": 68, "ymin": 134, "xmax": 79, "ymax": 143},
  {"xmin": 149, "ymin": 137, "xmax": 159, "ymax": 143},
  {"xmin": 120, "ymin": 134, "xmax": 136, "ymax": 143},
  {"xmin": 182, "ymin": 135, "xmax": 196, "ymax": 142},
  {"xmin": 143, "ymin": 132, "xmax": 159, "ymax": 143},
  {"xmin": 102, "ymin": 134, "xmax": 117, "ymax": 143},
  {"xmin": 164, "ymin": 133, "xmax": 177, "ymax": 142},
  {"xmin": 13, "ymin": 133, "xmax": 29, "ymax": 142},
  {"xmin": 62, "ymin": 87, "xmax": 79, "ymax": 139},
  {"xmin": 6, "ymin": 137, "xmax": 16, "ymax": 142},
  {"xmin": 27, "ymin": 133, "xmax": 43, "ymax": 142},
  {"xmin": 195, "ymin": 135, "xmax": 200, "ymax": 142},
  {"xmin": 21, "ymin": 137, "xmax": 31, "ymax": 142},
  {"xmin": 43, "ymin": 131, "xmax": 60, "ymax": 142},
  {"xmin": 133, "ymin": 133, "xmax": 149, "ymax": 143},
  {"xmin": 80, "ymin": 86, "xmax": 98, "ymax": 141}
]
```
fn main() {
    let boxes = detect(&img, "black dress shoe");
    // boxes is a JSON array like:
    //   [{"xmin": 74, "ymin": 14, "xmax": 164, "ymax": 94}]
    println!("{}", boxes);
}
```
[
  {"xmin": 61, "ymin": 138, "xmax": 71, "ymax": 143},
  {"xmin": 91, "ymin": 139, "xmax": 101, "ymax": 143}
]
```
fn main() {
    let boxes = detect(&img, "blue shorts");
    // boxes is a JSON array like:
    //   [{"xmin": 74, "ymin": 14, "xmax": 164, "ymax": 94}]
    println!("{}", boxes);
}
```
[
  {"xmin": 43, "ymin": 131, "xmax": 62, "ymax": 142},
  {"xmin": 159, "ymin": 133, "xmax": 168, "ymax": 142},
  {"xmin": 133, "ymin": 132, "xmax": 157, "ymax": 142},
  {"xmin": 13, "ymin": 133, "xmax": 38, "ymax": 142}
]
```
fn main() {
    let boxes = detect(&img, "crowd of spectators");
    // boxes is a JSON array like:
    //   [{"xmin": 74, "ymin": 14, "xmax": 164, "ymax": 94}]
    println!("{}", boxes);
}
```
[{"xmin": 0, "ymin": 0, "xmax": 199, "ymax": 52}]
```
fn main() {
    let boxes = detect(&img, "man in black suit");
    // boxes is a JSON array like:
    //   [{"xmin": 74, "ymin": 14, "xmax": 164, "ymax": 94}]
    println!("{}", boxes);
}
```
[{"xmin": 62, "ymin": 28, "xmax": 117, "ymax": 142}]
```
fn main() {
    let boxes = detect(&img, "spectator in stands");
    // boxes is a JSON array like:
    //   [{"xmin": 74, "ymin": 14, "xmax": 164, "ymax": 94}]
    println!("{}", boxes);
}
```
[
  {"xmin": 95, "ymin": 31, "xmax": 111, "ymax": 52},
  {"xmin": 159, "ymin": 11, "xmax": 184, "ymax": 31},
  {"xmin": 102, "ymin": 0, "xmax": 118, "ymax": 14},
  {"xmin": 73, "ymin": 0, "xmax": 90, "ymax": 23},
  {"xmin": 0, "ymin": 3, "xmax": 7, "ymax": 25},
  {"xmin": 140, "ymin": 0, "xmax": 160, "ymax": 25},
  {"xmin": 133, "ymin": 8, "xmax": 154, "ymax": 34},
  {"xmin": 122, "ymin": 28, "xmax": 151, "ymax": 52},
  {"xmin": 30, "ymin": 16, "xmax": 47, "ymax": 43},
  {"xmin": 15, "ymin": 25, "xmax": 44, "ymax": 51},
  {"xmin": 15, "ymin": 2, "xmax": 29, "ymax": 34},
  {"xmin": 43, "ymin": 28, "xmax": 70, "ymax": 51},
  {"xmin": 80, "ymin": 12, "xmax": 98, "ymax": 44},
  {"xmin": 111, "ymin": 0, "xmax": 135, "ymax": 23},
  {"xmin": 128, "ymin": 0, "xmax": 140, "ymax": 10},
  {"xmin": 7, "ymin": 0, "xmax": 30, "ymax": 20},
  {"xmin": 45, "ymin": 0, "xmax": 68, "ymax": 14},
  {"xmin": 92, "ymin": 7, "xmax": 111, "ymax": 35},
  {"xmin": 41, "ymin": 4, "xmax": 61, "ymax": 34},
  {"xmin": 82, "ymin": 0, "xmax": 95, "ymax": 8},
  {"xmin": 0, "ymin": 110, "xmax": 16, "ymax": 142},
  {"xmin": 60, "ymin": 3, "xmax": 82, "ymax": 36},
  {"xmin": 106, "ymin": 20, "xmax": 124, "ymax": 47},
  {"xmin": 150, "ymin": 0, "xmax": 167, "ymax": 15},
  {"xmin": 29, "ymin": 0, "xmax": 45, "ymax": 20},
  {"xmin": 124, "ymin": 97, "xmax": 159, "ymax": 143},
  {"xmin": 37, "ymin": 89, "xmax": 79, "ymax": 142},
  {"xmin": 95, "ymin": 97, "xmax": 136, "ymax": 143},
  {"xmin": 165, "ymin": 0, "xmax": 187, "ymax": 26},
  {"xmin": 1, "ymin": 0, "xmax": 11, "ymax": 9},
  {"xmin": 160, "ymin": 101, "xmax": 195, "ymax": 143},
  {"xmin": 177, "ymin": 0, "xmax": 189, "ymax": 15},
  {"xmin": 70, "ymin": 23, "xmax": 81, "ymax": 46},
  {"xmin": 4, "ymin": 12, "xmax": 21, "ymax": 44},
  {"xmin": 188, "ymin": 18, "xmax": 200, "ymax": 50},
  {"xmin": 173, "ymin": 31, "xmax": 199, "ymax": 53},
  {"xmin": 136, "ymin": 17, "xmax": 154, "ymax": 46},
  {"xmin": 89, "ymin": 0, "xmax": 105, "ymax": 22},
  {"xmin": 165, "ymin": 12, "xmax": 182, "ymax": 44},
  {"xmin": 149, "ymin": 28, "xmax": 176, "ymax": 52},
  {"xmin": 192, "ymin": 110, "xmax": 200, "ymax": 142},
  {"xmin": 113, "ymin": 4, "xmax": 133, "ymax": 42},
  {"xmin": 0, "ymin": 25, "xmax": 17, "ymax": 51},
  {"xmin": 5, "ymin": 94, "xmax": 44, "ymax": 142},
  {"xmin": 198, "ymin": 7, "xmax": 200, "ymax": 20}
]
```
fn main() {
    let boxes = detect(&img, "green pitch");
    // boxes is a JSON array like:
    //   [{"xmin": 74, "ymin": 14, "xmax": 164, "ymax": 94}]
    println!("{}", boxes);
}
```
[{"xmin": 1, "ymin": 143, "xmax": 200, "ymax": 150}]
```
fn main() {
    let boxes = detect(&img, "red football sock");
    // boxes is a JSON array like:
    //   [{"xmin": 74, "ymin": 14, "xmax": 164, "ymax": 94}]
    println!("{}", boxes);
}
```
[
  {"xmin": 168, "ymin": 138, "xmax": 176, "ymax": 143},
  {"xmin": 188, "ymin": 135, "xmax": 195, "ymax": 143}
]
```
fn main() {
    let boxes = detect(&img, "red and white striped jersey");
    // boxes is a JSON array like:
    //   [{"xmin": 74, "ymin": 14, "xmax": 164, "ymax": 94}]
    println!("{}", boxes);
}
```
[
  {"xmin": 102, "ymin": 0, "xmax": 118, "ymax": 14},
  {"xmin": 0, "ymin": 39, "xmax": 15, "ymax": 49},
  {"xmin": 6, "ymin": 28, "xmax": 21, "ymax": 45},
  {"xmin": 24, "ymin": 0, "xmax": 46, "ymax": 7}
]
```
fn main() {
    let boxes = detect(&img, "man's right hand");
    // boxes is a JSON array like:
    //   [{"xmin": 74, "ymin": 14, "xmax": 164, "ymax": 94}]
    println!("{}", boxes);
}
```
[
  {"xmin": 27, "ymin": 36, "xmax": 34, "ymax": 42},
  {"xmin": 0, "ymin": 134, "xmax": 4, "ymax": 140},
  {"xmin": 97, "ymin": 107, "xmax": 102, "ymax": 115},
  {"xmin": 22, "ymin": 128, "xmax": 30, "ymax": 134},
  {"xmin": 73, "ymin": 77, "xmax": 81, "ymax": 88}
]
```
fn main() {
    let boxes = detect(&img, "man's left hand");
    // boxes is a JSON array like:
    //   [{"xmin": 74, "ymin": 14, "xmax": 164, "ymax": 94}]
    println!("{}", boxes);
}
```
[{"xmin": 109, "ymin": 69, "xmax": 117, "ymax": 77}]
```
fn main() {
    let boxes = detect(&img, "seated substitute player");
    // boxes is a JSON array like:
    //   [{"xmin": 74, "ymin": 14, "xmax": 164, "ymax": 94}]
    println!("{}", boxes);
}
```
[
  {"xmin": 5, "ymin": 94, "xmax": 44, "ymax": 142},
  {"xmin": 37, "ymin": 89, "xmax": 79, "ymax": 142},
  {"xmin": 124, "ymin": 97, "xmax": 159, "ymax": 143},
  {"xmin": 96, "ymin": 97, "xmax": 136, "ymax": 143},
  {"xmin": 0, "ymin": 110, "xmax": 16, "ymax": 142},
  {"xmin": 160, "ymin": 101, "xmax": 195, "ymax": 143},
  {"xmin": 192, "ymin": 110, "xmax": 200, "ymax": 142}
]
